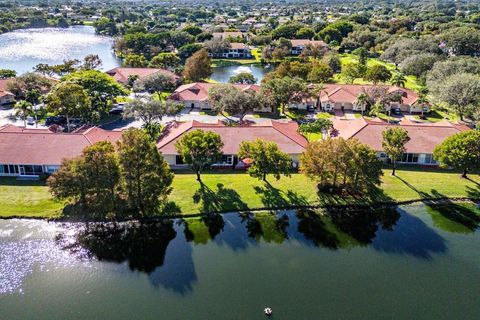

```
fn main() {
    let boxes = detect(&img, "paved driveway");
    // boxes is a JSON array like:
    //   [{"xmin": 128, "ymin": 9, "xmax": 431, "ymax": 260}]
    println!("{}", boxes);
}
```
[{"xmin": 101, "ymin": 109, "xmax": 272, "ymax": 130}]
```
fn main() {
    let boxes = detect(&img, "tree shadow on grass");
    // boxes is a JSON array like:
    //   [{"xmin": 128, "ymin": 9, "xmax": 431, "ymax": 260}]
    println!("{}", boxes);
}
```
[
  {"xmin": 396, "ymin": 175, "xmax": 480, "ymax": 233},
  {"xmin": 316, "ymin": 184, "xmax": 395, "ymax": 207},
  {"xmin": 253, "ymin": 181, "xmax": 309, "ymax": 210},
  {"xmin": 193, "ymin": 182, "xmax": 248, "ymax": 213},
  {"xmin": 426, "ymin": 190, "xmax": 480, "ymax": 233}
]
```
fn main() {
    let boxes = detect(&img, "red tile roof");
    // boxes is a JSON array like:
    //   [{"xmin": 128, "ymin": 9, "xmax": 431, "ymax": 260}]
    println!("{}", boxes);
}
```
[
  {"xmin": 229, "ymin": 42, "xmax": 249, "ymax": 49},
  {"xmin": 290, "ymin": 39, "xmax": 327, "ymax": 47},
  {"xmin": 157, "ymin": 120, "xmax": 307, "ymax": 155},
  {"xmin": 0, "ymin": 79, "xmax": 14, "ymax": 99},
  {"xmin": 319, "ymin": 84, "xmax": 419, "ymax": 106},
  {"xmin": 169, "ymin": 82, "xmax": 260, "ymax": 102},
  {"xmin": 105, "ymin": 67, "xmax": 180, "ymax": 85},
  {"xmin": 332, "ymin": 118, "xmax": 470, "ymax": 154},
  {"xmin": 0, "ymin": 126, "xmax": 123, "ymax": 165}
]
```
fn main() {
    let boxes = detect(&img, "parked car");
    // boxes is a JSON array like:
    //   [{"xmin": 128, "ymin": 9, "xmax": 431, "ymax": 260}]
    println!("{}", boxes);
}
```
[
  {"xmin": 306, "ymin": 105, "xmax": 316, "ymax": 112},
  {"xmin": 109, "ymin": 106, "xmax": 124, "ymax": 115},
  {"xmin": 45, "ymin": 115, "xmax": 66, "ymax": 126},
  {"xmin": 26, "ymin": 116, "xmax": 35, "ymax": 125},
  {"xmin": 391, "ymin": 108, "xmax": 402, "ymax": 116}
]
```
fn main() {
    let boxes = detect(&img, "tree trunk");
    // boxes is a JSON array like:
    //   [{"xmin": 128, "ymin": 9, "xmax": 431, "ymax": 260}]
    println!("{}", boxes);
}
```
[
  {"xmin": 263, "ymin": 172, "xmax": 267, "ymax": 182},
  {"xmin": 461, "ymin": 169, "xmax": 468, "ymax": 179},
  {"xmin": 391, "ymin": 161, "xmax": 396, "ymax": 176},
  {"xmin": 66, "ymin": 115, "xmax": 70, "ymax": 133},
  {"xmin": 196, "ymin": 170, "xmax": 201, "ymax": 181}
]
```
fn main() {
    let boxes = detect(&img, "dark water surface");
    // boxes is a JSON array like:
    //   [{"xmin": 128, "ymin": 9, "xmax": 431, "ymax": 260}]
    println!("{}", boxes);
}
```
[{"xmin": 1, "ymin": 204, "xmax": 479, "ymax": 320}]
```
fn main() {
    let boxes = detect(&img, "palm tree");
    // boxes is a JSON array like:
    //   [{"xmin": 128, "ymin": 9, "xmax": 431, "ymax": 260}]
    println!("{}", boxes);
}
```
[
  {"xmin": 356, "ymin": 92, "xmax": 371, "ymax": 115},
  {"xmin": 391, "ymin": 73, "xmax": 406, "ymax": 88},
  {"xmin": 14, "ymin": 100, "xmax": 33, "ymax": 127},
  {"xmin": 417, "ymin": 86, "xmax": 430, "ymax": 117}
]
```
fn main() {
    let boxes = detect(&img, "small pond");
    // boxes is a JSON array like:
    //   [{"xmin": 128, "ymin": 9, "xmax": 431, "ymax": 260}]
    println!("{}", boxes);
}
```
[
  {"xmin": 210, "ymin": 63, "xmax": 272, "ymax": 84},
  {"xmin": 1, "ymin": 203, "xmax": 480, "ymax": 319}
]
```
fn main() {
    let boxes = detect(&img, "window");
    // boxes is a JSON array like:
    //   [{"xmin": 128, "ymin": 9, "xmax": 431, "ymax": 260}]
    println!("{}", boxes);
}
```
[
  {"xmin": 219, "ymin": 155, "xmax": 233, "ymax": 165},
  {"xmin": 424, "ymin": 154, "xmax": 437, "ymax": 165},
  {"xmin": 401, "ymin": 153, "xmax": 419, "ymax": 163},
  {"xmin": 46, "ymin": 166, "xmax": 59, "ymax": 173},
  {"xmin": 175, "ymin": 155, "xmax": 184, "ymax": 165}
]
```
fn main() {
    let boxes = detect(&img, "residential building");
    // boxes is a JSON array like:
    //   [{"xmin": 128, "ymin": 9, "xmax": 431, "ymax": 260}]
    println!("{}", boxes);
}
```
[
  {"xmin": 291, "ymin": 84, "xmax": 426, "ymax": 114},
  {"xmin": 0, "ymin": 79, "xmax": 15, "ymax": 106},
  {"xmin": 0, "ymin": 125, "xmax": 122, "ymax": 177},
  {"xmin": 157, "ymin": 120, "xmax": 307, "ymax": 168},
  {"xmin": 208, "ymin": 43, "xmax": 252, "ymax": 58},
  {"xmin": 106, "ymin": 67, "xmax": 180, "ymax": 86},
  {"xmin": 169, "ymin": 82, "xmax": 271, "ymax": 112},
  {"xmin": 212, "ymin": 31, "xmax": 246, "ymax": 40},
  {"xmin": 332, "ymin": 117, "xmax": 469, "ymax": 165},
  {"xmin": 290, "ymin": 39, "xmax": 327, "ymax": 55}
]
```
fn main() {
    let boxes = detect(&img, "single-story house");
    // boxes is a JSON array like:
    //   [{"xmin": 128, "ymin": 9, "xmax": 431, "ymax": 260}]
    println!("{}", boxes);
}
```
[
  {"xmin": 291, "ymin": 84, "xmax": 426, "ymax": 114},
  {"xmin": 106, "ymin": 67, "xmax": 180, "ymax": 86},
  {"xmin": 157, "ymin": 120, "xmax": 308, "ymax": 168},
  {"xmin": 0, "ymin": 124, "xmax": 123, "ymax": 177},
  {"xmin": 0, "ymin": 79, "xmax": 15, "ymax": 106},
  {"xmin": 290, "ymin": 39, "xmax": 327, "ymax": 55},
  {"xmin": 169, "ymin": 82, "xmax": 271, "ymax": 112},
  {"xmin": 212, "ymin": 31, "xmax": 246, "ymax": 40},
  {"xmin": 332, "ymin": 117, "xmax": 470, "ymax": 165},
  {"xmin": 208, "ymin": 43, "xmax": 252, "ymax": 59}
]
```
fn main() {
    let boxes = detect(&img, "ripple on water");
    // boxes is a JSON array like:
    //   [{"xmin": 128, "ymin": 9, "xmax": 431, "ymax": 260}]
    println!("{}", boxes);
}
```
[{"xmin": 0, "ymin": 220, "xmax": 90, "ymax": 295}]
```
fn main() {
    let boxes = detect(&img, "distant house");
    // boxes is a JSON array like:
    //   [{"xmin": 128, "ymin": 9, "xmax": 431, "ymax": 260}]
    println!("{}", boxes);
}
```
[
  {"xmin": 0, "ymin": 125, "xmax": 123, "ymax": 177},
  {"xmin": 290, "ymin": 39, "xmax": 327, "ymax": 55},
  {"xmin": 208, "ymin": 43, "xmax": 252, "ymax": 59},
  {"xmin": 212, "ymin": 31, "xmax": 246, "ymax": 40},
  {"xmin": 169, "ymin": 82, "xmax": 271, "ymax": 112},
  {"xmin": 106, "ymin": 67, "xmax": 180, "ymax": 86},
  {"xmin": 291, "ymin": 84, "xmax": 426, "ymax": 114},
  {"xmin": 0, "ymin": 79, "xmax": 15, "ymax": 106},
  {"xmin": 157, "ymin": 120, "xmax": 308, "ymax": 168},
  {"xmin": 332, "ymin": 118, "xmax": 470, "ymax": 165}
]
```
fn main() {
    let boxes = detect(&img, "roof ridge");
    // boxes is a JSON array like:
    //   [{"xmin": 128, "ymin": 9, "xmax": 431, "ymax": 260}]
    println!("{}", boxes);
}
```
[{"xmin": 271, "ymin": 121, "xmax": 307, "ymax": 148}]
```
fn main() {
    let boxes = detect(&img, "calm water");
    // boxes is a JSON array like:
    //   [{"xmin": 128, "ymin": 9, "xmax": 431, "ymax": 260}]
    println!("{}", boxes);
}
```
[
  {"xmin": 1, "ymin": 203, "xmax": 480, "ymax": 320},
  {"xmin": 210, "ymin": 64, "xmax": 271, "ymax": 84},
  {"xmin": 0, "ymin": 26, "xmax": 121, "ymax": 74}
]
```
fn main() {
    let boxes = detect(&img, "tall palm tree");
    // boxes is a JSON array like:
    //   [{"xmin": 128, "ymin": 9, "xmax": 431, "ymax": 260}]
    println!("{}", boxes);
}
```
[
  {"xmin": 14, "ymin": 100, "xmax": 33, "ymax": 127},
  {"xmin": 391, "ymin": 73, "xmax": 406, "ymax": 88},
  {"xmin": 356, "ymin": 92, "xmax": 371, "ymax": 115}
]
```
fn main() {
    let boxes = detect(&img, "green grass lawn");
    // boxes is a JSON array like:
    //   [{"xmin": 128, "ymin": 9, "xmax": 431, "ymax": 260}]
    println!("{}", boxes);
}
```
[
  {"xmin": 0, "ymin": 178, "xmax": 63, "ymax": 218},
  {"xmin": 337, "ymin": 54, "xmax": 421, "ymax": 90},
  {"xmin": 413, "ymin": 109, "xmax": 460, "ymax": 123},
  {"xmin": 2, "ymin": 168, "xmax": 479, "ymax": 218}
]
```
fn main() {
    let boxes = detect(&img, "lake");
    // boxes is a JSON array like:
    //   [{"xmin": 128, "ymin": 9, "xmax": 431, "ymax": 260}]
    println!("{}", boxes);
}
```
[
  {"xmin": 210, "ymin": 63, "xmax": 272, "ymax": 84},
  {"xmin": 0, "ymin": 26, "xmax": 121, "ymax": 74},
  {"xmin": 1, "ymin": 203, "xmax": 480, "ymax": 319}
]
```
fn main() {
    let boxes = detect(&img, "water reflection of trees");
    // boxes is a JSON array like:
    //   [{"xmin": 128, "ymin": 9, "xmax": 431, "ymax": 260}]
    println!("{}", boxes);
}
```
[
  {"xmin": 57, "ymin": 221, "xmax": 176, "ymax": 273},
  {"xmin": 294, "ymin": 206, "xmax": 400, "ymax": 249},
  {"xmin": 240, "ymin": 212, "xmax": 289, "ymax": 244}
]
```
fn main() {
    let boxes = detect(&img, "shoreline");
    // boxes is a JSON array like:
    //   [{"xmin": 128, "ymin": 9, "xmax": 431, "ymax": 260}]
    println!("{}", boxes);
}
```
[{"xmin": 1, "ymin": 196, "xmax": 478, "ymax": 223}]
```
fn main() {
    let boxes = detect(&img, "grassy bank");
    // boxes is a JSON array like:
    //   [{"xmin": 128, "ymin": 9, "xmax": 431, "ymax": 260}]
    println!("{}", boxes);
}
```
[{"xmin": 0, "ymin": 167, "xmax": 479, "ymax": 218}]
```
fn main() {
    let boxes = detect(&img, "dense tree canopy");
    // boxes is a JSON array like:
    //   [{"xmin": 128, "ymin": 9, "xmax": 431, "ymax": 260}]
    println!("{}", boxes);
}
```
[
  {"xmin": 238, "ymin": 139, "xmax": 292, "ymax": 182},
  {"xmin": 433, "ymin": 130, "xmax": 480, "ymax": 178}
]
